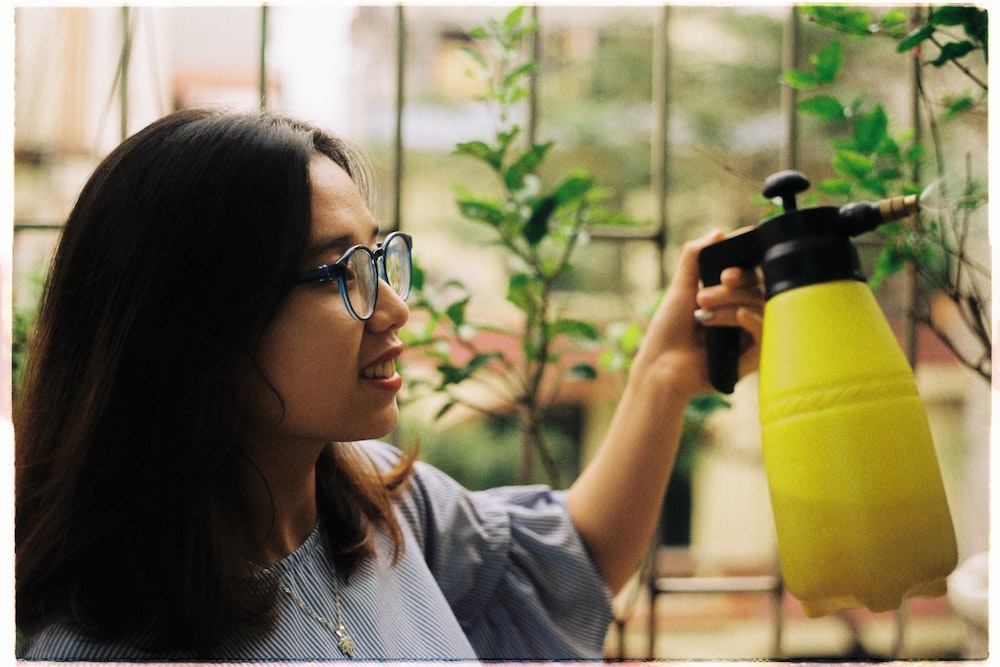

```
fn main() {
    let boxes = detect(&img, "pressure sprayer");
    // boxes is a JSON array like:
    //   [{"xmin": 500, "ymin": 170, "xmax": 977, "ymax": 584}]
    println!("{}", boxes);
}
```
[{"xmin": 698, "ymin": 170, "xmax": 957, "ymax": 617}]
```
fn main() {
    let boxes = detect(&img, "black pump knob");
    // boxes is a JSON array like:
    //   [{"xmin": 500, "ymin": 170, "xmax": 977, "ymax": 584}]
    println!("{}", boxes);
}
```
[{"xmin": 762, "ymin": 170, "xmax": 810, "ymax": 212}]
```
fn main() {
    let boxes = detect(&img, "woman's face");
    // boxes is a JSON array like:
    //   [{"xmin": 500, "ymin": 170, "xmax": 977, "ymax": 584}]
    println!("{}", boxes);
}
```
[{"xmin": 241, "ymin": 155, "xmax": 409, "ymax": 452}]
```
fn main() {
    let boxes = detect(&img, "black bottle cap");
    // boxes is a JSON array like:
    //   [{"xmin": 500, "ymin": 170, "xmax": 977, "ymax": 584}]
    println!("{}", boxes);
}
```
[{"xmin": 758, "ymin": 172, "xmax": 866, "ymax": 298}]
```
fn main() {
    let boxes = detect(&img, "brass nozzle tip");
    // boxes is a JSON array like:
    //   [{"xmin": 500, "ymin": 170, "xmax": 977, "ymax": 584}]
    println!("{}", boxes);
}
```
[{"xmin": 878, "ymin": 194, "xmax": 920, "ymax": 222}]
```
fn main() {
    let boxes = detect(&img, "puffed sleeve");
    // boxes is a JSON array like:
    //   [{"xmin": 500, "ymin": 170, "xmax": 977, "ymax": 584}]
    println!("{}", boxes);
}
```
[{"xmin": 357, "ymin": 440, "xmax": 613, "ymax": 660}]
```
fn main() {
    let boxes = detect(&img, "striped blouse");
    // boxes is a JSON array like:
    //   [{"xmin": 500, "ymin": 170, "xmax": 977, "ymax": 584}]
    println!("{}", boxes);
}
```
[{"xmin": 19, "ymin": 440, "xmax": 613, "ymax": 661}]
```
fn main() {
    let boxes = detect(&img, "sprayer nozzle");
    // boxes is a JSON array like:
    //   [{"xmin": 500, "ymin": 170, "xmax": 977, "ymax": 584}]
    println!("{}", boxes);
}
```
[
  {"xmin": 839, "ymin": 195, "xmax": 921, "ymax": 236},
  {"xmin": 878, "ymin": 194, "xmax": 920, "ymax": 223}
]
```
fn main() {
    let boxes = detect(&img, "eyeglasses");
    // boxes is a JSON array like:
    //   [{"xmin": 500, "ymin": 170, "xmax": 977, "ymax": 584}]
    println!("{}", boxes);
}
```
[{"xmin": 294, "ymin": 231, "xmax": 413, "ymax": 321}]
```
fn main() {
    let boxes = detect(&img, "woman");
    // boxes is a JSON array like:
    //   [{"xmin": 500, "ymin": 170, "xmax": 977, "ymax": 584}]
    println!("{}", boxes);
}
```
[{"xmin": 15, "ymin": 108, "xmax": 763, "ymax": 660}]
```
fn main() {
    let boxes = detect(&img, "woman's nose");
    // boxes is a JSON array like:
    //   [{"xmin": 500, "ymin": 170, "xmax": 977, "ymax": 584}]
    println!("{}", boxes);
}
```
[{"xmin": 365, "ymin": 278, "xmax": 409, "ymax": 332}]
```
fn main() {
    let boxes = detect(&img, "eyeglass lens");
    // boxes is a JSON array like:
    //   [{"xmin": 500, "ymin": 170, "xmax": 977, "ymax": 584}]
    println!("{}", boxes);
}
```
[
  {"xmin": 344, "ymin": 233, "xmax": 411, "ymax": 319},
  {"xmin": 382, "ymin": 234, "xmax": 411, "ymax": 300},
  {"xmin": 345, "ymin": 249, "xmax": 378, "ymax": 319}
]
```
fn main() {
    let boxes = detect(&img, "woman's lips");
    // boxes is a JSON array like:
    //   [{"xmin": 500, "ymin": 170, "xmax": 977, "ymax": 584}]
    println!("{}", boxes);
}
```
[{"xmin": 360, "ymin": 348, "xmax": 403, "ymax": 391}]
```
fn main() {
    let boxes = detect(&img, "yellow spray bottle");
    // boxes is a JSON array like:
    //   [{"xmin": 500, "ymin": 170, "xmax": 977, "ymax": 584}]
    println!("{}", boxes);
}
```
[{"xmin": 698, "ymin": 170, "xmax": 957, "ymax": 617}]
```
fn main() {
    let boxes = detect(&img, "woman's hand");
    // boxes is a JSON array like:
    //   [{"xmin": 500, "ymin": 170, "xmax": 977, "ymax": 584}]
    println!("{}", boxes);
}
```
[{"xmin": 631, "ymin": 230, "xmax": 764, "ymax": 402}]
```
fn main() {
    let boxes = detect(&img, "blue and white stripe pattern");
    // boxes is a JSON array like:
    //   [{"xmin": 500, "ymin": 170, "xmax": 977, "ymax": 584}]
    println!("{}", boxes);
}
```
[{"xmin": 19, "ymin": 440, "xmax": 613, "ymax": 661}]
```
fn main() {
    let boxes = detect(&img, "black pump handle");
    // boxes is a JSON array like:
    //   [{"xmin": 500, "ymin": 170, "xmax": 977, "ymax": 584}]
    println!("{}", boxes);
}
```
[
  {"xmin": 762, "ymin": 170, "xmax": 810, "ymax": 211},
  {"xmin": 697, "ymin": 228, "xmax": 761, "ymax": 394}
]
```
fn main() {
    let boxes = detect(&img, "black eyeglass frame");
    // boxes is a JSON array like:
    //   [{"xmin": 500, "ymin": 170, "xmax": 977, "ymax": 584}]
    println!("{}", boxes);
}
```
[{"xmin": 293, "ymin": 231, "xmax": 413, "ymax": 321}]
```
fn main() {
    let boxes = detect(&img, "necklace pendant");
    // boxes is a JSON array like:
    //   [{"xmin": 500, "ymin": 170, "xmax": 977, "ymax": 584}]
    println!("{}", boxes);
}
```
[{"xmin": 336, "ymin": 626, "xmax": 355, "ymax": 659}]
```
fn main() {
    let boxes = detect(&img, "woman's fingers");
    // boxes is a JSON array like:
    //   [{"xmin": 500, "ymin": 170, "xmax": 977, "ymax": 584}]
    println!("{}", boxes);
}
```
[{"xmin": 696, "ymin": 267, "xmax": 764, "ymax": 328}]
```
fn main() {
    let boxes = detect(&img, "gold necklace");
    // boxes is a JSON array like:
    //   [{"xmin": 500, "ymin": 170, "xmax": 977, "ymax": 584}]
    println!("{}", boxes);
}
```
[{"xmin": 254, "ymin": 563, "xmax": 356, "ymax": 659}]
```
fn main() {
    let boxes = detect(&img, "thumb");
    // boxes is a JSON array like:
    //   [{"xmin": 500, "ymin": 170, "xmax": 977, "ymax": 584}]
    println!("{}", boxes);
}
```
[{"xmin": 672, "ymin": 229, "xmax": 725, "ymax": 291}]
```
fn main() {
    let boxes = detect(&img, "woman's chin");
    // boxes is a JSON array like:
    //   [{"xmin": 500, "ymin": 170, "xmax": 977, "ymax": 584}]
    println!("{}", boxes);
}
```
[{"xmin": 354, "ymin": 407, "xmax": 400, "ymax": 442}]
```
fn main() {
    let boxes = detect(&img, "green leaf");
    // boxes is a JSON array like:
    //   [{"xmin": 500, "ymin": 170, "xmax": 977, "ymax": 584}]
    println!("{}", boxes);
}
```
[
  {"xmin": 686, "ymin": 392, "xmax": 731, "ymax": 420},
  {"xmin": 583, "ymin": 185, "xmax": 612, "ymax": 205},
  {"xmin": 929, "ymin": 41, "xmax": 975, "ymax": 67},
  {"xmin": 874, "ymin": 165, "xmax": 902, "ymax": 183},
  {"xmin": 455, "ymin": 140, "xmax": 501, "ymax": 169},
  {"xmin": 784, "ymin": 40, "xmax": 842, "ymax": 90},
  {"xmin": 869, "ymin": 243, "xmax": 906, "ymax": 289},
  {"xmin": 436, "ymin": 353, "xmax": 500, "ymax": 389},
  {"xmin": 879, "ymin": 10, "xmax": 909, "ymax": 31},
  {"xmin": 811, "ymin": 40, "xmax": 843, "ymax": 82},
  {"xmin": 832, "ymin": 150, "xmax": 875, "ymax": 180},
  {"xmin": 930, "ymin": 5, "xmax": 978, "ymax": 27},
  {"xmin": 954, "ymin": 7, "xmax": 988, "ymax": 44},
  {"xmin": 879, "ymin": 220, "xmax": 903, "ymax": 237},
  {"xmin": 874, "ymin": 135, "xmax": 901, "ymax": 161},
  {"xmin": 943, "ymin": 94, "xmax": 975, "ymax": 118},
  {"xmin": 411, "ymin": 262, "xmax": 426, "ymax": 291},
  {"xmin": 897, "ymin": 24, "xmax": 935, "ymax": 53},
  {"xmin": 506, "ymin": 272, "xmax": 538, "ymax": 312},
  {"xmin": 816, "ymin": 178, "xmax": 853, "ymax": 196},
  {"xmin": 587, "ymin": 208, "xmax": 639, "ymax": 228},
  {"xmin": 496, "ymin": 127, "xmax": 520, "ymax": 152},
  {"xmin": 853, "ymin": 105, "xmax": 888, "ymax": 153},
  {"xmin": 503, "ymin": 5, "xmax": 526, "ymax": 31},
  {"xmin": 459, "ymin": 46, "xmax": 488, "ymax": 71},
  {"xmin": 858, "ymin": 177, "xmax": 889, "ymax": 198},
  {"xmin": 551, "ymin": 172, "xmax": 594, "ymax": 206},
  {"xmin": 505, "ymin": 88, "xmax": 529, "ymax": 106},
  {"xmin": 503, "ymin": 61, "xmax": 537, "ymax": 89},
  {"xmin": 434, "ymin": 400, "xmax": 458, "ymax": 421},
  {"xmin": 457, "ymin": 198, "xmax": 505, "ymax": 227},
  {"xmin": 797, "ymin": 95, "xmax": 846, "ymax": 121},
  {"xmin": 445, "ymin": 297, "xmax": 470, "ymax": 327},
  {"xmin": 550, "ymin": 318, "xmax": 601, "ymax": 342},
  {"xmin": 806, "ymin": 6, "xmax": 873, "ymax": 36},
  {"xmin": 783, "ymin": 69, "xmax": 820, "ymax": 90},
  {"xmin": 568, "ymin": 363, "xmax": 598, "ymax": 381},
  {"xmin": 524, "ymin": 196, "xmax": 557, "ymax": 246},
  {"xmin": 538, "ymin": 257, "xmax": 560, "ymax": 279},
  {"xmin": 504, "ymin": 141, "xmax": 552, "ymax": 191},
  {"xmin": 436, "ymin": 364, "xmax": 469, "ymax": 387},
  {"xmin": 615, "ymin": 321, "xmax": 644, "ymax": 353}
]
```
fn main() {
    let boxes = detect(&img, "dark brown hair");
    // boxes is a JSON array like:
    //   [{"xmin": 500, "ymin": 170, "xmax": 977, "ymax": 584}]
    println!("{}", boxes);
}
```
[{"xmin": 15, "ymin": 108, "xmax": 414, "ymax": 655}]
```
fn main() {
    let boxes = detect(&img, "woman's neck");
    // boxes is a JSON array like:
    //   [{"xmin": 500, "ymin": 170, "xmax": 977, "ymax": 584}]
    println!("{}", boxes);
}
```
[{"xmin": 238, "ymin": 441, "xmax": 325, "ymax": 566}]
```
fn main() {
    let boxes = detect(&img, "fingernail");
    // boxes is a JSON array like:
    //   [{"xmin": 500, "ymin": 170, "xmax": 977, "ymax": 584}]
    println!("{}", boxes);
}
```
[{"xmin": 694, "ymin": 308, "xmax": 716, "ymax": 323}]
